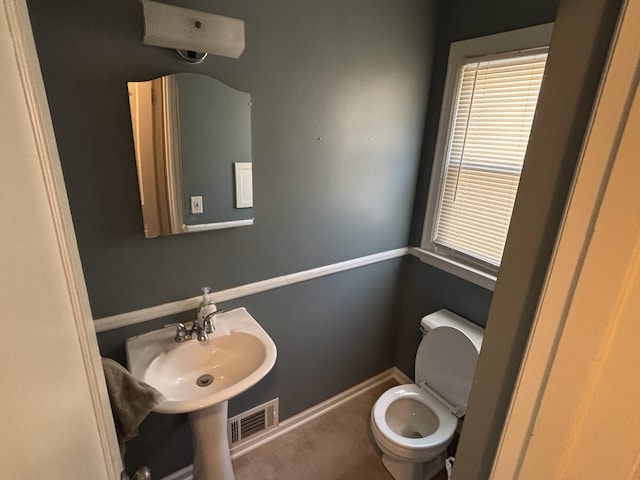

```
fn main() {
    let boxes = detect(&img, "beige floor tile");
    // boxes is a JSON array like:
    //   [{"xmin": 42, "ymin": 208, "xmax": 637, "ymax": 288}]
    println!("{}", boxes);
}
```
[
  {"xmin": 232, "ymin": 377, "xmax": 458, "ymax": 480},
  {"xmin": 336, "ymin": 453, "xmax": 393, "ymax": 480},
  {"xmin": 233, "ymin": 455, "xmax": 265, "ymax": 480}
]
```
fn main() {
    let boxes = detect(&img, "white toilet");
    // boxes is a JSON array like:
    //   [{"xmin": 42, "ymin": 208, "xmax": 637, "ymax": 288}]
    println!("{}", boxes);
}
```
[{"xmin": 371, "ymin": 309, "xmax": 484, "ymax": 480}]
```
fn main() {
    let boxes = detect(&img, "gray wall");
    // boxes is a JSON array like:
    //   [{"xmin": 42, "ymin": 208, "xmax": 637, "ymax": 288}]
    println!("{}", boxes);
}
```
[
  {"xmin": 26, "ymin": 0, "xmax": 438, "ymax": 477},
  {"xmin": 27, "ymin": 0, "xmax": 436, "ymax": 319}
]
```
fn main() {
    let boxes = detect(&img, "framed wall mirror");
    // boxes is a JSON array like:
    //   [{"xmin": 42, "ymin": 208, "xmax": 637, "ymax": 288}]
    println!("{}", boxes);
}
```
[{"xmin": 128, "ymin": 73, "xmax": 253, "ymax": 238}]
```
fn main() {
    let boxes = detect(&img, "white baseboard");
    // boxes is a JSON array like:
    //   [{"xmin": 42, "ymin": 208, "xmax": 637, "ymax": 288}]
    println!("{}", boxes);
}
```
[
  {"xmin": 160, "ymin": 367, "xmax": 412, "ymax": 480},
  {"xmin": 391, "ymin": 366, "xmax": 412, "ymax": 384}
]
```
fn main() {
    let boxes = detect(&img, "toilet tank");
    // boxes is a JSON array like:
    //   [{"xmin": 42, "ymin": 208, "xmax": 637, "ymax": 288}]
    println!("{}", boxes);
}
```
[
  {"xmin": 416, "ymin": 309, "xmax": 484, "ymax": 417},
  {"xmin": 420, "ymin": 309, "xmax": 484, "ymax": 352}
]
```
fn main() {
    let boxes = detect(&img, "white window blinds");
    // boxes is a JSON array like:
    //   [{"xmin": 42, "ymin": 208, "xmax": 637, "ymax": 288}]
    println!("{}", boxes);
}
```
[{"xmin": 433, "ymin": 49, "xmax": 548, "ymax": 268}]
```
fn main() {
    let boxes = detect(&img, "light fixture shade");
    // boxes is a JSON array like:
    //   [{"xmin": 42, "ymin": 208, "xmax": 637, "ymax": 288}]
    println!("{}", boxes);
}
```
[{"xmin": 141, "ymin": 0, "xmax": 245, "ymax": 59}]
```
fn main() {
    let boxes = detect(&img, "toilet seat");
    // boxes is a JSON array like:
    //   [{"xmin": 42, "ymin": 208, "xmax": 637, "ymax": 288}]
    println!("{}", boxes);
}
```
[
  {"xmin": 415, "ymin": 325, "xmax": 481, "ymax": 418},
  {"xmin": 371, "ymin": 384, "xmax": 457, "ymax": 462}
]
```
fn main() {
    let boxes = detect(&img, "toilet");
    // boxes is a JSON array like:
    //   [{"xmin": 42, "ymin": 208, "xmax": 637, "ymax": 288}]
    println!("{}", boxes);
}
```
[{"xmin": 371, "ymin": 309, "xmax": 484, "ymax": 480}]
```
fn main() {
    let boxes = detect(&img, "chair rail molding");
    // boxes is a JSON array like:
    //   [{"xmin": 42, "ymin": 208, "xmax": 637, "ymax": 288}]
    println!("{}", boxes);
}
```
[{"xmin": 95, "ymin": 247, "xmax": 410, "ymax": 332}]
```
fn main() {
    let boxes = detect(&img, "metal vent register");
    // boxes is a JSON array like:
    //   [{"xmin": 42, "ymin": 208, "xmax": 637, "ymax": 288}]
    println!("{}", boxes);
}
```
[{"xmin": 227, "ymin": 399, "xmax": 279, "ymax": 446}]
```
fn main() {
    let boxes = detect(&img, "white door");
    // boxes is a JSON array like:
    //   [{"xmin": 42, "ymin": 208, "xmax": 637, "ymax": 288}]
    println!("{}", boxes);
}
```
[
  {"xmin": 492, "ymin": 0, "xmax": 640, "ymax": 477},
  {"xmin": 0, "ymin": 1, "xmax": 121, "ymax": 479}
]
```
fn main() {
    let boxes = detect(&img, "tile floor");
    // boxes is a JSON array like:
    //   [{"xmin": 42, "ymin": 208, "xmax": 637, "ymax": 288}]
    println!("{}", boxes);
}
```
[{"xmin": 232, "ymin": 378, "xmax": 449, "ymax": 480}]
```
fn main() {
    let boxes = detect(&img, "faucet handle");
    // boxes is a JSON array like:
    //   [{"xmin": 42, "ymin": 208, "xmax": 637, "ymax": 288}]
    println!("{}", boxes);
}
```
[
  {"xmin": 164, "ymin": 322, "xmax": 188, "ymax": 342},
  {"xmin": 202, "ymin": 309, "xmax": 223, "ymax": 333},
  {"xmin": 194, "ymin": 323, "xmax": 209, "ymax": 342}
]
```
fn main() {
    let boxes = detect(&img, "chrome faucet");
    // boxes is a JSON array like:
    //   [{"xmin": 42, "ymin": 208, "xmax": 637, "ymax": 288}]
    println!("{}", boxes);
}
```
[
  {"xmin": 164, "ymin": 322, "xmax": 189, "ymax": 342},
  {"xmin": 192, "ymin": 322, "xmax": 209, "ymax": 342},
  {"xmin": 164, "ymin": 321, "xmax": 207, "ymax": 343},
  {"xmin": 165, "ymin": 309, "xmax": 223, "ymax": 343},
  {"xmin": 203, "ymin": 310, "xmax": 222, "ymax": 334}
]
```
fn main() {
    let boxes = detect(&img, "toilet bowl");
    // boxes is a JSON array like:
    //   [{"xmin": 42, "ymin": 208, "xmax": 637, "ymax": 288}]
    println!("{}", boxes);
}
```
[
  {"xmin": 371, "ymin": 384, "xmax": 458, "ymax": 479},
  {"xmin": 371, "ymin": 310, "xmax": 484, "ymax": 480}
]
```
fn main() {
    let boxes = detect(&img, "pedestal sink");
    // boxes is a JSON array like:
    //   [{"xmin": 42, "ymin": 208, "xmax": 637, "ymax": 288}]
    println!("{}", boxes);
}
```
[{"xmin": 126, "ymin": 308, "xmax": 277, "ymax": 480}]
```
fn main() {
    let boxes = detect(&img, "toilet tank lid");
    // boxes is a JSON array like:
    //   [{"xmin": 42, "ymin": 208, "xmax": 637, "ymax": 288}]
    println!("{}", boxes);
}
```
[{"xmin": 421, "ymin": 310, "xmax": 484, "ymax": 353}]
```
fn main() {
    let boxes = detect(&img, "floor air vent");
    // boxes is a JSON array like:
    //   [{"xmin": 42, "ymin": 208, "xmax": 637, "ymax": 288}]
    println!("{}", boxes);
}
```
[{"xmin": 228, "ymin": 399, "xmax": 279, "ymax": 447}]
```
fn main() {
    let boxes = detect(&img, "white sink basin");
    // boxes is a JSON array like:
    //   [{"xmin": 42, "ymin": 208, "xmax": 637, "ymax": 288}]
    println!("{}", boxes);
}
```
[{"xmin": 126, "ymin": 307, "xmax": 277, "ymax": 414}]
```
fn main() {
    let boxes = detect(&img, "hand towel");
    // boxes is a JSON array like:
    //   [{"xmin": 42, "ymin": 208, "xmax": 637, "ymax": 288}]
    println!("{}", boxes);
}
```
[{"xmin": 101, "ymin": 357, "xmax": 166, "ymax": 457}]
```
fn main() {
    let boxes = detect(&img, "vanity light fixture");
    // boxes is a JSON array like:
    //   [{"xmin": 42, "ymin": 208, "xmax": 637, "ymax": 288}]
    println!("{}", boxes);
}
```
[{"xmin": 141, "ymin": 0, "xmax": 245, "ymax": 64}]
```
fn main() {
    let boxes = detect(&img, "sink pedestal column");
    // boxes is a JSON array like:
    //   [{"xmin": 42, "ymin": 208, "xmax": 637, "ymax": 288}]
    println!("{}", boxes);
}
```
[{"xmin": 188, "ymin": 401, "xmax": 235, "ymax": 480}]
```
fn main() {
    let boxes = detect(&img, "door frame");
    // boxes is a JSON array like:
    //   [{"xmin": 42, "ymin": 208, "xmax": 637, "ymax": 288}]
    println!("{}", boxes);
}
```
[
  {"xmin": 3, "ymin": 0, "xmax": 122, "ymax": 477},
  {"xmin": 491, "ymin": 0, "xmax": 640, "ymax": 476}
]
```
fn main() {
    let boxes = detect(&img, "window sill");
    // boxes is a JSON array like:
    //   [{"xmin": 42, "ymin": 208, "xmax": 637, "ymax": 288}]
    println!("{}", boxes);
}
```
[{"xmin": 409, "ymin": 247, "xmax": 496, "ymax": 291}]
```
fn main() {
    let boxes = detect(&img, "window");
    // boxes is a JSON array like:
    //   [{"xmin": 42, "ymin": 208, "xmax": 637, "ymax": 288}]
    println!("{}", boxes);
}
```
[{"xmin": 419, "ymin": 24, "xmax": 553, "ymax": 290}]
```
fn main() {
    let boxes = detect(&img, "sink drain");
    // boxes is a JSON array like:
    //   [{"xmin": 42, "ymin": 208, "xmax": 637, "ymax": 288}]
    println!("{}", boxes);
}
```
[{"xmin": 196, "ymin": 374, "xmax": 214, "ymax": 387}]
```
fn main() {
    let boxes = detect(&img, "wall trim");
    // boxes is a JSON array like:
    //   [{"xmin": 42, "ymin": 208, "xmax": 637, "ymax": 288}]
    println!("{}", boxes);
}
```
[
  {"xmin": 182, "ymin": 218, "xmax": 253, "ymax": 232},
  {"xmin": 94, "ymin": 247, "xmax": 409, "ymax": 332},
  {"xmin": 160, "ymin": 367, "xmax": 411, "ymax": 480}
]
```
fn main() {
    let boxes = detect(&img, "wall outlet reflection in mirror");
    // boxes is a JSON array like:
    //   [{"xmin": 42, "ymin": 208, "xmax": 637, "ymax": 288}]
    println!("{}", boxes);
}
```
[{"xmin": 190, "ymin": 196, "xmax": 204, "ymax": 214}]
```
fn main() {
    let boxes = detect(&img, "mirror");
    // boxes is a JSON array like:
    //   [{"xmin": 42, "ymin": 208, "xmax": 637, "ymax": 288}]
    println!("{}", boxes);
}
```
[{"xmin": 128, "ymin": 73, "xmax": 253, "ymax": 238}]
